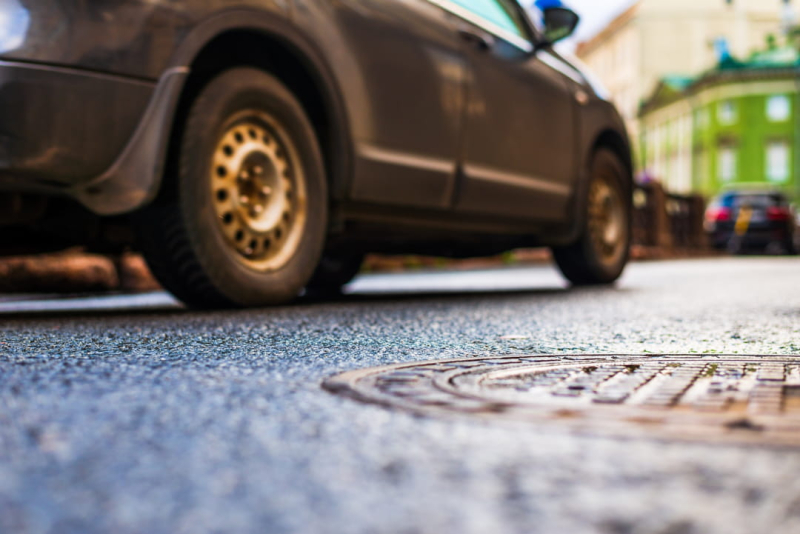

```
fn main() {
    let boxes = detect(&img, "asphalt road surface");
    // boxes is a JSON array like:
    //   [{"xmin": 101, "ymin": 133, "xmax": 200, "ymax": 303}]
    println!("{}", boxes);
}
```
[{"xmin": 2, "ymin": 257, "xmax": 800, "ymax": 534}]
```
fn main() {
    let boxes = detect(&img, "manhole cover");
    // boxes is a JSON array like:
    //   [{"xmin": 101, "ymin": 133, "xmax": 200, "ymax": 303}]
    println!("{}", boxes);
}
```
[{"xmin": 324, "ymin": 355, "xmax": 800, "ymax": 446}]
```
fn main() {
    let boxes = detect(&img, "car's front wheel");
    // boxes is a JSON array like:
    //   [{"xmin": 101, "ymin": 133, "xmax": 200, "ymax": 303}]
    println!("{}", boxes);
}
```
[
  {"xmin": 137, "ymin": 67, "xmax": 327, "ymax": 308},
  {"xmin": 552, "ymin": 148, "xmax": 631, "ymax": 285}
]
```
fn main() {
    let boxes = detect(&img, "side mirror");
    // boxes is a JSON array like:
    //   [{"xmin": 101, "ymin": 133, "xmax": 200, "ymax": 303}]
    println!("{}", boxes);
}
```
[{"xmin": 542, "ymin": 7, "xmax": 580, "ymax": 45}]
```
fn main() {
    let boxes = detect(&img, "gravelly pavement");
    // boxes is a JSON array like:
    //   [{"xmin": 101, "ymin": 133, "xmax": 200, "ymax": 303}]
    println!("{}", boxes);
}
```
[{"xmin": 1, "ymin": 257, "xmax": 800, "ymax": 534}]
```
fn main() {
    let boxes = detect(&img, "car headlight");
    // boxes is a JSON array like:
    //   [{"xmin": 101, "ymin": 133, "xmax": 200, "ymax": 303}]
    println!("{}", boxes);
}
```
[{"xmin": 0, "ymin": 0, "xmax": 30, "ymax": 54}]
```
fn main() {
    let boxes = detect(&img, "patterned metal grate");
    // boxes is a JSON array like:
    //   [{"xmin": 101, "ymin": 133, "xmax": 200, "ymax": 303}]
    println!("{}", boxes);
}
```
[{"xmin": 324, "ymin": 355, "xmax": 800, "ymax": 446}]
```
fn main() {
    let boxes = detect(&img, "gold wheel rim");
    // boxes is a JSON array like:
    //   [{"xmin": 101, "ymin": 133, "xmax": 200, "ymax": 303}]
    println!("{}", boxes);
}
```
[
  {"xmin": 588, "ymin": 173, "xmax": 626, "ymax": 266},
  {"xmin": 210, "ymin": 111, "xmax": 307, "ymax": 272}
]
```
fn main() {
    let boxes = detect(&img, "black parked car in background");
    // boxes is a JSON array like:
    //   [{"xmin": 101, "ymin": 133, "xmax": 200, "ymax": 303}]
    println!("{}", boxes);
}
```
[
  {"xmin": 0, "ymin": 0, "xmax": 633, "ymax": 308},
  {"xmin": 705, "ymin": 190, "xmax": 797, "ymax": 255}
]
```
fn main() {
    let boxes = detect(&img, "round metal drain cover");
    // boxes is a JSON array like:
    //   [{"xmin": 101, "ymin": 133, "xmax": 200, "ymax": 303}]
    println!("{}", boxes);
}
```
[{"xmin": 324, "ymin": 355, "xmax": 800, "ymax": 446}]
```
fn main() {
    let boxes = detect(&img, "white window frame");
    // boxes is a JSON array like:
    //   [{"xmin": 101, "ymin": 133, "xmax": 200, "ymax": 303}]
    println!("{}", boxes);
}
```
[
  {"xmin": 766, "ymin": 95, "xmax": 791, "ymax": 122},
  {"xmin": 718, "ymin": 100, "xmax": 737, "ymax": 125},
  {"xmin": 718, "ymin": 147, "xmax": 737, "ymax": 182},
  {"xmin": 766, "ymin": 141, "xmax": 790, "ymax": 183}
]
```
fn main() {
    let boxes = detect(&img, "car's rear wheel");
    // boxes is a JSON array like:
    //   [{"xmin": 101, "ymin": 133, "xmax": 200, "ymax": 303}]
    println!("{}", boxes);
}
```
[
  {"xmin": 552, "ymin": 148, "xmax": 631, "ymax": 285},
  {"xmin": 137, "ymin": 67, "xmax": 327, "ymax": 308}
]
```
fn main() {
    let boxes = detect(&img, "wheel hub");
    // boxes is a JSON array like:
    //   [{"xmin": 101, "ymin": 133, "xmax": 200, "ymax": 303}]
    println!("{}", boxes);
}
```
[
  {"xmin": 588, "ymin": 175, "xmax": 625, "ymax": 263},
  {"xmin": 210, "ymin": 114, "xmax": 306, "ymax": 271},
  {"xmin": 234, "ymin": 152, "xmax": 285, "ymax": 233}
]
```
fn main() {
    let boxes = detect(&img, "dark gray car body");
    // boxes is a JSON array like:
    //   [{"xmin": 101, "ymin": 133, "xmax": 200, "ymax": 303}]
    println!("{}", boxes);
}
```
[{"xmin": 0, "ymin": 0, "xmax": 631, "ymax": 254}]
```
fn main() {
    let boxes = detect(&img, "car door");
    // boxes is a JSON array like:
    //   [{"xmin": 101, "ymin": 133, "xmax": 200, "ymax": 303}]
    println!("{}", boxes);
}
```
[
  {"xmin": 427, "ymin": 0, "xmax": 578, "ymax": 221},
  {"xmin": 324, "ymin": 0, "xmax": 468, "ymax": 210}
]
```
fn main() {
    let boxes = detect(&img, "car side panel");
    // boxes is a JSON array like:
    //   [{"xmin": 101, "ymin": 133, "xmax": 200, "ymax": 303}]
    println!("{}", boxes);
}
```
[
  {"xmin": 0, "ymin": 0, "xmax": 289, "ymax": 79},
  {"xmin": 0, "ymin": 61, "xmax": 154, "ymax": 190},
  {"xmin": 293, "ymin": 0, "xmax": 468, "ymax": 209},
  {"xmin": 455, "ymin": 48, "xmax": 577, "ymax": 222}
]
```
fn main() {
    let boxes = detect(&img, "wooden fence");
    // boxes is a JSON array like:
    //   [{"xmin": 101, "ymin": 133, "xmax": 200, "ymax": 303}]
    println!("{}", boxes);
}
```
[{"xmin": 632, "ymin": 182, "xmax": 708, "ymax": 250}]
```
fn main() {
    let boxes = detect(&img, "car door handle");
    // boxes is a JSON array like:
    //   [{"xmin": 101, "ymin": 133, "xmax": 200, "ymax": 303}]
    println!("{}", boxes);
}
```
[{"xmin": 457, "ymin": 28, "xmax": 494, "ymax": 51}]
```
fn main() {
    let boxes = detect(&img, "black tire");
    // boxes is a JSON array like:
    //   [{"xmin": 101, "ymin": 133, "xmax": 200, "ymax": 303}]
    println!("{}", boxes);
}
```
[
  {"xmin": 305, "ymin": 252, "xmax": 365, "ymax": 296},
  {"xmin": 137, "ymin": 67, "xmax": 327, "ymax": 308},
  {"xmin": 552, "ymin": 148, "xmax": 631, "ymax": 285}
]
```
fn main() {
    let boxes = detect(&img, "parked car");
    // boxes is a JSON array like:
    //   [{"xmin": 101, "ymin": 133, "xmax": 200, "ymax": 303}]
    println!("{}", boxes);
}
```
[
  {"xmin": 0, "ymin": 0, "xmax": 632, "ymax": 308},
  {"xmin": 705, "ymin": 190, "xmax": 797, "ymax": 254}
]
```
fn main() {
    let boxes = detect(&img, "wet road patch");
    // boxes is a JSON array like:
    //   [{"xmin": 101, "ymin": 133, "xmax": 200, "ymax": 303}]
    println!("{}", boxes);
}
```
[{"xmin": 324, "ymin": 355, "xmax": 800, "ymax": 446}]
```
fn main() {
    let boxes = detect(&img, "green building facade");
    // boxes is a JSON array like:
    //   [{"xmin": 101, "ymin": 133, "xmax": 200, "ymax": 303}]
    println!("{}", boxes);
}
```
[{"xmin": 639, "ymin": 46, "xmax": 800, "ymax": 203}]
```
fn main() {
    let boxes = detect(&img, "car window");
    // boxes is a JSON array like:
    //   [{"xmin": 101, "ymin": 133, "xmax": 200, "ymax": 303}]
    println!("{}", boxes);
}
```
[
  {"xmin": 715, "ymin": 195, "xmax": 734, "ymax": 208},
  {"xmin": 449, "ymin": 0, "xmax": 529, "ymax": 40},
  {"xmin": 738, "ymin": 195, "xmax": 780, "ymax": 208},
  {"xmin": 721, "ymin": 194, "xmax": 786, "ymax": 209}
]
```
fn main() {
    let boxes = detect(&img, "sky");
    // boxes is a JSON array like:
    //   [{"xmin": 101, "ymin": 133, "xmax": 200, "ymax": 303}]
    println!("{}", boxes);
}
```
[{"xmin": 567, "ymin": 0, "xmax": 638, "ymax": 43}]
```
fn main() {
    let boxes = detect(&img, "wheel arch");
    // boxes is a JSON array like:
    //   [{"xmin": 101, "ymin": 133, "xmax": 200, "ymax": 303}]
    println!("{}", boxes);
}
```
[
  {"xmin": 553, "ymin": 115, "xmax": 633, "ymax": 247},
  {"xmin": 75, "ymin": 11, "xmax": 354, "ymax": 216},
  {"xmin": 591, "ymin": 129, "xmax": 634, "ymax": 191},
  {"xmin": 160, "ymin": 13, "xmax": 353, "ymax": 206},
  {"xmin": 549, "ymin": 122, "xmax": 633, "ymax": 283}
]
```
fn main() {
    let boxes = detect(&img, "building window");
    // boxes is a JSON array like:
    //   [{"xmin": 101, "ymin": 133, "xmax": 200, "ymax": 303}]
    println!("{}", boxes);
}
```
[
  {"xmin": 694, "ymin": 150, "xmax": 709, "ymax": 190},
  {"xmin": 718, "ymin": 147, "xmax": 737, "ymax": 182},
  {"xmin": 694, "ymin": 108, "xmax": 710, "ymax": 131},
  {"xmin": 766, "ymin": 142, "xmax": 790, "ymax": 183},
  {"xmin": 766, "ymin": 95, "xmax": 791, "ymax": 122},
  {"xmin": 718, "ymin": 100, "xmax": 737, "ymax": 125}
]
